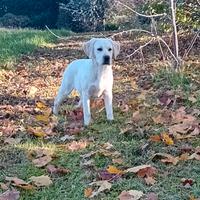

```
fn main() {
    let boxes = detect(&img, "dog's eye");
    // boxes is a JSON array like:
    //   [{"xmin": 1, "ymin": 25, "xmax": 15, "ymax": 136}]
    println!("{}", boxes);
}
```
[
  {"xmin": 108, "ymin": 48, "xmax": 112, "ymax": 51},
  {"xmin": 97, "ymin": 48, "xmax": 103, "ymax": 51}
]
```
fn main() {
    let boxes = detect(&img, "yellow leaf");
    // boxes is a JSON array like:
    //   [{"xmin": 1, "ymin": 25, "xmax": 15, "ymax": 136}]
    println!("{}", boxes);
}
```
[
  {"xmin": 27, "ymin": 126, "xmax": 46, "ymax": 137},
  {"xmin": 84, "ymin": 187, "xmax": 93, "ymax": 198},
  {"xmin": 162, "ymin": 133, "xmax": 174, "ymax": 145},
  {"xmin": 35, "ymin": 114, "xmax": 49, "ymax": 123},
  {"xmin": 36, "ymin": 102, "xmax": 47, "ymax": 109},
  {"xmin": 106, "ymin": 165, "xmax": 123, "ymax": 175}
]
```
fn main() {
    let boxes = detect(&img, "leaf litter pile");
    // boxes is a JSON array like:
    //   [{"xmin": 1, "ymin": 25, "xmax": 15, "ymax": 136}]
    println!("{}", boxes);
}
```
[{"xmin": 0, "ymin": 32, "xmax": 200, "ymax": 200}]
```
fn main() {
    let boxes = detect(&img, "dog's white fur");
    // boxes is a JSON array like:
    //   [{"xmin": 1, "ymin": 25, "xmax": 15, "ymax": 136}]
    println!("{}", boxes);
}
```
[{"xmin": 53, "ymin": 38, "xmax": 120, "ymax": 126}]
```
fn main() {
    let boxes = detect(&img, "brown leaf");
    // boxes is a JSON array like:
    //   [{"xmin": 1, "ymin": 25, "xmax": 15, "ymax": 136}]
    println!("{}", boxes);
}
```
[
  {"xmin": 144, "ymin": 176, "xmax": 156, "ymax": 185},
  {"xmin": 0, "ymin": 190, "xmax": 20, "ymax": 200},
  {"xmin": 118, "ymin": 190, "xmax": 144, "ymax": 200},
  {"xmin": 32, "ymin": 155, "xmax": 52, "ymax": 167},
  {"xmin": 149, "ymin": 135, "xmax": 161, "ymax": 142},
  {"xmin": 84, "ymin": 187, "xmax": 93, "ymax": 198},
  {"xmin": 0, "ymin": 183, "xmax": 9, "ymax": 191},
  {"xmin": 179, "ymin": 153, "xmax": 189, "ymax": 161},
  {"xmin": 152, "ymin": 153, "xmax": 179, "ymax": 165},
  {"xmin": 181, "ymin": 178, "xmax": 194, "ymax": 188},
  {"xmin": 5, "ymin": 177, "xmax": 28, "ymax": 186},
  {"xmin": 46, "ymin": 164, "xmax": 70, "ymax": 174},
  {"xmin": 152, "ymin": 110, "xmax": 172, "ymax": 125},
  {"xmin": 67, "ymin": 140, "xmax": 88, "ymax": 151},
  {"xmin": 30, "ymin": 175, "xmax": 52, "ymax": 187},
  {"xmin": 5, "ymin": 177, "xmax": 34, "ymax": 190},
  {"xmin": 137, "ymin": 167, "xmax": 157, "ymax": 178},
  {"xmin": 132, "ymin": 111, "xmax": 142, "ymax": 122}
]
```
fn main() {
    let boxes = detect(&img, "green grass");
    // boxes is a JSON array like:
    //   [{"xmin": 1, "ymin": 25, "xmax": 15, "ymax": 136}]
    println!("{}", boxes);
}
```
[
  {"xmin": 0, "ymin": 28, "xmax": 71, "ymax": 69},
  {"xmin": 153, "ymin": 69, "xmax": 191, "ymax": 92},
  {"xmin": 0, "ymin": 31, "xmax": 200, "ymax": 200},
  {"xmin": 1, "ymin": 110, "xmax": 200, "ymax": 200}
]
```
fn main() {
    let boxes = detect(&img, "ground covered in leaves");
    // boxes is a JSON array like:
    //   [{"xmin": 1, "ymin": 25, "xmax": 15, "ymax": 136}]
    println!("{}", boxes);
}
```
[{"xmin": 0, "ymin": 30, "xmax": 200, "ymax": 200}]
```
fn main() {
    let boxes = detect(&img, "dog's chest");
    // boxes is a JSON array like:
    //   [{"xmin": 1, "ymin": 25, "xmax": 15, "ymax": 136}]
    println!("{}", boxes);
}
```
[{"xmin": 88, "ymin": 75, "xmax": 109, "ymax": 98}]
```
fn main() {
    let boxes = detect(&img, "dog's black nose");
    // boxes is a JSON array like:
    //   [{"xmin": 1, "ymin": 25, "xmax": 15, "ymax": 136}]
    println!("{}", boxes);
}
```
[{"xmin": 103, "ymin": 55, "xmax": 110, "ymax": 65}]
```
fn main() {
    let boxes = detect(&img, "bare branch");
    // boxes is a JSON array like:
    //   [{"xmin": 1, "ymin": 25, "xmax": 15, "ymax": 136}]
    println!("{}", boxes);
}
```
[
  {"xmin": 151, "ymin": 18, "xmax": 165, "ymax": 61},
  {"xmin": 183, "ymin": 30, "xmax": 200, "ymax": 58},
  {"xmin": 157, "ymin": 36, "xmax": 179, "ymax": 64},
  {"xmin": 45, "ymin": 25, "xmax": 67, "ymax": 40},
  {"xmin": 116, "ymin": 1, "xmax": 167, "ymax": 18},
  {"xmin": 111, "ymin": 29, "xmax": 154, "ymax": 39},
  {"xmin": 126, "ymin": 38, "xmax": 154, "ymax": 58}
]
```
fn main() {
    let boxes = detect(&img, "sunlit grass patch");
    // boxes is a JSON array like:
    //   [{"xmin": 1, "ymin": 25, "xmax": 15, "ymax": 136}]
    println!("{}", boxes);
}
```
[{"xmin": 0, "ymin": 28, "xmax": 71, "ymax": 69}]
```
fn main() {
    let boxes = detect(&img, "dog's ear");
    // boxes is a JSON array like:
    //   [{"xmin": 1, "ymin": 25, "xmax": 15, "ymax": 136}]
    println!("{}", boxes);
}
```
[
  {"xmin": 83, "ymin": 38, "xmax": 96, "ymax": 59},
  {"xmin": 111, "ymin": 40, "xmax": 120, "ymax": 59}
]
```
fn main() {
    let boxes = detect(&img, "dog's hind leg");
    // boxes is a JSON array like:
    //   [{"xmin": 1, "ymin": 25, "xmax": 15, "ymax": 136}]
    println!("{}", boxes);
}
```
[{"xmin": 53, "ymin": 82, "xmax": 73, "ymax": 115}]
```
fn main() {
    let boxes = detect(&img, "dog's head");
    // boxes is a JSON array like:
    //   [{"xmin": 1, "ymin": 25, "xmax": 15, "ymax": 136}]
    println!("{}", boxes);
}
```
[{"xmin": 83, "ymin": 38, "xmax": 120, "ymax": 66}]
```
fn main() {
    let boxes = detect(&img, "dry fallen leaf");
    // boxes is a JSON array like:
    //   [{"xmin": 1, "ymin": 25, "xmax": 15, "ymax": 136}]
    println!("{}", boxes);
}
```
[
  {"xmin": 125, "ymin": 165, "xmax": 152, "ymax": 173},
  {"xmin": 189, "ymin": 153, "xmax": 200, "ymax": 161},
  {"xmin": 4, "ymin": 138, "xmax": 21, "ymax": 145},
  {"xmin": 5, "ymin": 177, "xmax": 34, "ymax": 190},
  {"xmin": 36, "ymin": 102, "xmax": 47, "ymax": 110},
  {"xmin": 0, "ymin": 190, "xmax": 20, "ymax": 200},
  {"xmin": 106, "ymin": 165, "xmax": 124, "ymax": 175},
  {"xmin": 89, "ymin": 180, "xmax": 112, "ymax": 198},
  {"xmin": 32, "ymin": 155, "xmax": 52, "ymax": 167},
  {"xmin": 46, "ymin": 164, "xmax": 70, "ymax": 174},
  {"xmin": 27, "ymin": 126, "xmax": 46, "ymax": 137},
  {"xmin": 67, "ymin": 140, "xmax": 88, "ymax": 151},
  {"xmin": 5, "ymin": 177, "xmax": 28, "ymax": 186},
  {"xmin": 152, "ymin": 153, "xmax": 179, "ymax": 165},
  {"xmin": 0, "ymin": 183, "xmax": 9, "ymax": 191},
  {"xmin": 118, "ymin": 190, "xmax": 144, "ymax": 200},
  {"xmin": 84, "ymin": 187, "xmax": 93, "ymax": 198},
  {"xmin": 30, "ymin": 175, "xmax": 52, "ymax": 187},
  {"xmin": 144, "ymin": 176, "xmax": 156, "ymax": 185},
  {"xmin": 35, "ymin": 114, "xmax": 49, "ymax": 124},
  {"xmin": 149, "ymin": 135, "xmax": 161, "ymax": 142},
  {"xmin": 161, "ymin": 133, "xmax": 174, "ymax": 145},
  {"xmin": 181, "ymin": 178, "xmax": 194, "ymax": 188}
]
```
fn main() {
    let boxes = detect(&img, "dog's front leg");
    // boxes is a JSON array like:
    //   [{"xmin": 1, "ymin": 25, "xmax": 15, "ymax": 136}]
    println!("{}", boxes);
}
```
[
  {"xmin": 82, "ymin": 94, "xmax": 91, "ymax": 126},
  {"xmin": 104, "ymin": 90, "xmax": 114, "ymax": 121}
]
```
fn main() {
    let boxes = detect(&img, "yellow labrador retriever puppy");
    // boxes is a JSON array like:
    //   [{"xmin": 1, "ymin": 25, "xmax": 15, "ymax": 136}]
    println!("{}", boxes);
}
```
[{"xmin": 53, "ymin": 38, "xmax": 120, "ymax": 126}]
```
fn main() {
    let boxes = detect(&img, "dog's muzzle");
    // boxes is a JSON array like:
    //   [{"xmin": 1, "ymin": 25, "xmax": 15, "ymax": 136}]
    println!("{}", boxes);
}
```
[{"xmin": 103, "ymin": 55, "xmax": 110, "ymax": 65}]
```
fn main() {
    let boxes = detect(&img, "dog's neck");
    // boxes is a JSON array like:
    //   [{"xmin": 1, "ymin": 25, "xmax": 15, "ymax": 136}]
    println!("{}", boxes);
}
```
[{"xmin": 92, "ymin": 59, "xmax": 112, "ymax": 81}]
